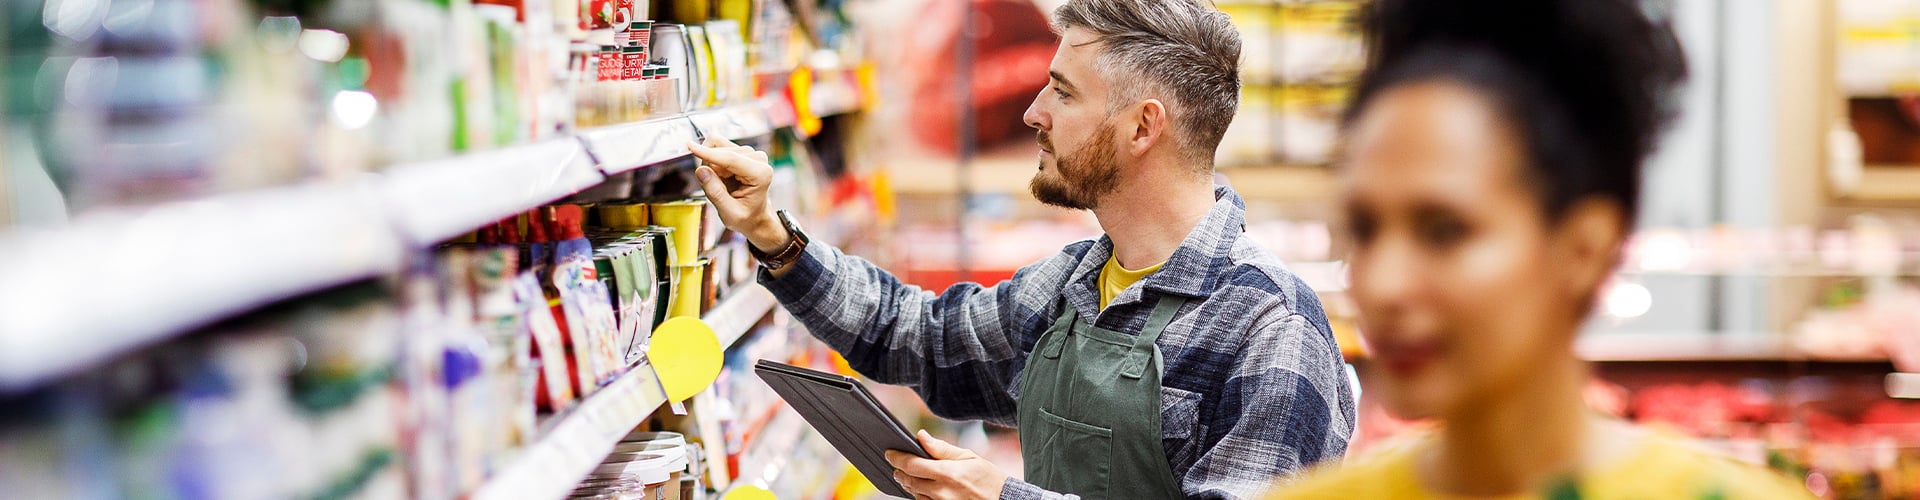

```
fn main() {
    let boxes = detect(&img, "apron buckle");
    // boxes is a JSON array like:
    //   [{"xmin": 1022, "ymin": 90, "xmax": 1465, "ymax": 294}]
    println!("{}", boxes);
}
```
[{"xmin": 1119, "ymin": 352, "xmax": 1149, "ymax": 379}]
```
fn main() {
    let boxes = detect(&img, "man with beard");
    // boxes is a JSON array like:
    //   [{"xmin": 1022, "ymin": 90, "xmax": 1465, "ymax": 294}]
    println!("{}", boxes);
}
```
[{"xmin": 688, "ymin": 0, "xmax": 1353, "ymax": 498}]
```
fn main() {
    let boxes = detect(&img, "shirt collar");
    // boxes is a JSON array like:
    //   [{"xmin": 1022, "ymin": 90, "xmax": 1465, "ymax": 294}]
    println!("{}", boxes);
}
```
[{"xmin": 1064, "ymin": 185, "xmax": 1249, "ymax": 314}]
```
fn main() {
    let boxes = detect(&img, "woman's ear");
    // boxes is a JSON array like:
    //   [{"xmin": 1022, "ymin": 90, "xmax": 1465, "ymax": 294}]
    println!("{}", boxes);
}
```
[
  {"xmin": 1557, "ymin": 197, "xmax": 1627, "ymax": 302},
  {"xmin": 1130, "ymin": 99, "xmax": 1169, "ymax": 157}
]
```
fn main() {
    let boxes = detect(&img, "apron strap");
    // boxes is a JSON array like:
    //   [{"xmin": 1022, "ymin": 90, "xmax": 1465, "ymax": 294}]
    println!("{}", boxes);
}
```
[
  {"xmin": 1041, "ymin": 301, "xmax": 1076, "ymax": 359},
  {"xmin": 1120, "ymin": 296, "xmax": 1186, "ymax": 379}
]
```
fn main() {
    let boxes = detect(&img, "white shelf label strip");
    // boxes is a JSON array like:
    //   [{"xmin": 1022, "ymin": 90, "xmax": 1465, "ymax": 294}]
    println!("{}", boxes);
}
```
[{"xmin": 582, "ymin": 117, "xmax": 700, "ymax": 174}]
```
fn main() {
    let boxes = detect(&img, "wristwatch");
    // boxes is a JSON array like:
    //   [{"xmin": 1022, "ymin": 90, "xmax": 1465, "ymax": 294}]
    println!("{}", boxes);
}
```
[{"xmin": 750, "ymin": 210, "xmax": 810, "ymax": 270}]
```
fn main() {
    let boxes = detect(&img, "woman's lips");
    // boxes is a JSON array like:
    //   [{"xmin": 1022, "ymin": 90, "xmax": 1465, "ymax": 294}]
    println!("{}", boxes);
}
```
[{"xmin": 1373, "ymin": 336, "xmax": 1442, "ymax": 377}]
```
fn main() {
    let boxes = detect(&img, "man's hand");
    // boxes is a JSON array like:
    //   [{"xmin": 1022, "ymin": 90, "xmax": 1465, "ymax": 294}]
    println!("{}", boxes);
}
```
[
  {"xmin": 885, "ymin": 430, "xmax": 1008, "ymax": 500},
  {"xmin": 687, "ymin": 137, "xmax": 788, "ymax": 254}
]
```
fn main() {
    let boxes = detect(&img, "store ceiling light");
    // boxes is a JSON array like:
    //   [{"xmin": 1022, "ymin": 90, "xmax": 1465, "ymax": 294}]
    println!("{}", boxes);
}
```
[
  {"xmin": 43, "ymin": 0, "xmax": 107, "ymax": 41},
  {"xmin": 1636, "ymin": 229, "xmax": 1691, "ymax": 272},
  {"xmin": 1890, "ymin": 372, "xmax": 1920, "ymax": 399},
  {"xmin": 331, "ymin": 90, "xmax": 378, "ymax": 130},
  {"xmin": 299, "ymin": 29, "xmax": 350, "ymax": 63},
  {"xmin": 1604, "ymin": 280, "xmax": 1652, "ymax": 320}
]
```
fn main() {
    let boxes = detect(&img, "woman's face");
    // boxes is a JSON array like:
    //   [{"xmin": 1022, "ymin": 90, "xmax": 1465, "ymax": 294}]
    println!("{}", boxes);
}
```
[{"xmin": 1341, "ymin": 81, "xmax": 1616, "ymax": 420}]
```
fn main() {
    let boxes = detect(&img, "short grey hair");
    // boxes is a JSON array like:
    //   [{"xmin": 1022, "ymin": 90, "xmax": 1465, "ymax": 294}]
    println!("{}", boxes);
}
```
[{"xmin": 1054, "ymin": 0, "xmax": 1242, "ymax": 165}]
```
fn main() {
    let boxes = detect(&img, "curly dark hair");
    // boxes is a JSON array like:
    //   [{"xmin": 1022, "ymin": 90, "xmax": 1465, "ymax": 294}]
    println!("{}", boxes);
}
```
[{"xmin": 1345, "ymin": 0, "xmax": 1689, "ymax": 226}]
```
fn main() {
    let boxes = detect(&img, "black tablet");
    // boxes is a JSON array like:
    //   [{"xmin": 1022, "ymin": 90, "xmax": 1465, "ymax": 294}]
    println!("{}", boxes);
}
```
[{"xmin": 752, "ymin": 360, "xmax": 930, "ymax": 498}]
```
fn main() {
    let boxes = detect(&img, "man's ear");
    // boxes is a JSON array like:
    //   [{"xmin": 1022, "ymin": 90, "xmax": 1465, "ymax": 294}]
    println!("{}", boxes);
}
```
[{"xmin": 1129, "ymin": 99, "xmax": 1169, "ymax": 157}]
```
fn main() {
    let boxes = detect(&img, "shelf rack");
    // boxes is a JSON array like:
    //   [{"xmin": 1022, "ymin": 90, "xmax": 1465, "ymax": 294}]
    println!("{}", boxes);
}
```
[
  {"xmin": 1576, "ymin": 332, "xmax": 1893, "ymax": 363},
  {"xmin": 0, "ymin": 104, "xmax": 775, "ymax": 391},
  {"xmin": 468, "ymin": 284, "xmax": 781, "ymax": 500}
]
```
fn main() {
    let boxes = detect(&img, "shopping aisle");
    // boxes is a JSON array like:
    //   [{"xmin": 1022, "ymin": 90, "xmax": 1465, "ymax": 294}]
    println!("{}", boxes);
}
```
[{"xmin": 0, "ymin": 0, "xmax": 888, "ymax": 498}]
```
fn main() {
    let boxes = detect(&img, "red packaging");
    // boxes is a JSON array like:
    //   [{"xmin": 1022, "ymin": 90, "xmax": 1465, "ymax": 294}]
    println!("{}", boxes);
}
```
[
  {"xmin": 597, "ymin": 46, "xmax": 623, "ymax": 81},
  {"xmin": 622, "ymin": 47, "xmax": 647, "ymax": 81},
  {"xmin": 583, "ymin": 0, "xmax": 605, "ymax": 30},
  {"xmin": 628, "ymin": 21, "xmax": 653, "ymax": 49},
  {"xmin": 576, "ymin": 0, "xmax": 599, "ymax": 30},
  {"xmin": 613, "ymin": 0, "xmax": 634, "ymax": 25}
]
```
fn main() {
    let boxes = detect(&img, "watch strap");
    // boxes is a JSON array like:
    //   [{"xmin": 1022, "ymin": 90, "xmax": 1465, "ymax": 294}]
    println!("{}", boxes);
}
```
[{"xmin": 751, "ymin": 210, "xmax": 809, "ymax": 270}]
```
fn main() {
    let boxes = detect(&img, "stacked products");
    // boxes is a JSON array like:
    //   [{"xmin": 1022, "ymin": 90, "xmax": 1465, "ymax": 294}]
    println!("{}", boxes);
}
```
[
  {"xmin": 1, "ymin": 0, "xmax": 769, "ymax": 216},
  {"xmin": 0, "ymin": 189, "xmax": 761, "ymax": 499},
  {"xmin": 1215, "ymin": 0, "xmax": 1365, "ymax": 166}
]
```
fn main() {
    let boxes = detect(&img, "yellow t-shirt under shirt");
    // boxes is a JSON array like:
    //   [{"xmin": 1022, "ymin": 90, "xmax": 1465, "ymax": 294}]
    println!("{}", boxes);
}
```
[
  {"xmin": 1265, "ymin": 430, "xmax": 1812, "ymax": 500},
  {"xmin": 1099, "ymin": 255, "xmax": 1165, "ymax": 309}
]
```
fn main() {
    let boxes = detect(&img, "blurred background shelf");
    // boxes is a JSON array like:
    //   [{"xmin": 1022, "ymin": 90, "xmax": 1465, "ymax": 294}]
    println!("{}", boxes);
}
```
[
  {"xmin": 711, "ymin": 284, "xmax": 778, "ymax": 351},
  {"xmin": 0, "ymin": 181, "xmax": 408, "ymax": 390},
  {"xmin": 1576, "ymin": 332, "xmax": 1894, "ymax": 363},
  {"xmin": 887, "ymin": 156, "xmax": 1336, "ymax": 204}
]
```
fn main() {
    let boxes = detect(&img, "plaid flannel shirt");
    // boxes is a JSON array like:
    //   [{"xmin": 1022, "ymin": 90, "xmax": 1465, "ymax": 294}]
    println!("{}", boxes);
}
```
[{"xmin": 760, "ymin": 186, "xmax": 1356, "ymax": 499}]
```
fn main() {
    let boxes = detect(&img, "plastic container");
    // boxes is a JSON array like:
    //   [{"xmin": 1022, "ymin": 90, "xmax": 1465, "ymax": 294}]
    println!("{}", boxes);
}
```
[
  {"xmin": 571, "ymin": 476, "xmax": 648, "ymax": 500},
  {"xmin": 598, "ymin": 203, "xmax": 650, "ymax": 230},
  {"xmin": 619, "ymin": 431, "xmax": 694, "ymax": 500},
  {"xmin": 649, "ymin": 199, "xmax": 706, "ymax": 265},
  {"xmin": 669, "ymin": 262, "xmax": 704, "ymax": 318},
  {"xmin": 621, "ymin": 430, "xmax": 687, "ymax": 447},
  {"xmin": 594, "ymin": 447, "xmax": 683, "ymax": 500}
]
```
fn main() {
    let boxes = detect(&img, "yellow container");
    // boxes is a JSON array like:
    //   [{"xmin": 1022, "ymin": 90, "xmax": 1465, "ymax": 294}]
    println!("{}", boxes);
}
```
[
  {"xmin": 599, "ymin": 203, "xmax": 650, "ymax": 230},
  {"xmin": 650, "ymin": 199, "xmax": 706, "ymax": 265},
  {"xmin": 668, "ymin": 261, "xmax": 707, "ymax": 318}
]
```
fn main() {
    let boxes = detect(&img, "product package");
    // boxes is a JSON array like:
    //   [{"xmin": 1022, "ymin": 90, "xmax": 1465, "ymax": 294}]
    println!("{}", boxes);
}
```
[
  {"xmin": 516, "ymin": 271, "xmax": 578, "ymax": 411},
  {"xmin": 547, "ymin": 205, "xmax": 624, "ymax": 387},
  {"xmin": 649, "ymin": 198, "xmax": 706, "ymax": 265}
]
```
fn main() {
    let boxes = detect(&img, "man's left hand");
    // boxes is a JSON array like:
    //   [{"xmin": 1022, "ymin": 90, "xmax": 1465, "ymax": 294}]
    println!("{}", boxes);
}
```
[{"xmin": 884, "ymin": 430, "xmax": 1007, "ymax": 500}]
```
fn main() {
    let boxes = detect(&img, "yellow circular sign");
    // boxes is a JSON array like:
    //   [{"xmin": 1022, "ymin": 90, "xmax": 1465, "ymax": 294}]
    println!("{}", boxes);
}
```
[
  {"xmin": 646, "ymin": 316, "xmax": 723, "ymax": 402},
  {"xmin": 722, "ymin": 485, "xmax": 777, "ymax": 500}
]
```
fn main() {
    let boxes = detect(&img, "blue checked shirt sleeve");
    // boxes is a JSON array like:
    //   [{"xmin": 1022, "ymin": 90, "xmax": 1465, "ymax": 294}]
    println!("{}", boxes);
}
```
[
  {"xmin": 999, "ymin": 478, "xmax": 1075, "ymax": 500},
  {"xmin": 1182, "ymin": 308, "xmax": 1356, "ymax": 499},
  {"xmin": 759, "ymin": 242, "xmax": 1069, "ymax": 425}
]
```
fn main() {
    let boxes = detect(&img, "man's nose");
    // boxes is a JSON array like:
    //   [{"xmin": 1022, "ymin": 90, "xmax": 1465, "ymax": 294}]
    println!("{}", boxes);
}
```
[{"xmin": 1023, "ymin": 92, "xmax": 1046, "ymax": 131}]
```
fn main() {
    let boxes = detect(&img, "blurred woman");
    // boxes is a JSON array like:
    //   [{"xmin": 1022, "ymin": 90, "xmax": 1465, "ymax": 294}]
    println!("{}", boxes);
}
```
[{"xmin": 1265, "ymin": 0, "xmax": 1811, "ymax": 498}]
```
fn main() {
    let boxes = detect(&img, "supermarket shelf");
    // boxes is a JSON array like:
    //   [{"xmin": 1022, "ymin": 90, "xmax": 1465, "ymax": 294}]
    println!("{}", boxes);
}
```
[
  {"xmin": 0, "ymin": 103, "xmax": 787, "ymax": 391},
  {"xmin": 688, "ymin": 105, "xmax": 776, "ymax": 144},
  {"xmin": 1576, "ymin": 332, "xmax": 1894, "ymax": 363},
  {"xmin": 379, "ymin": 139, "xmax": 604, "ymax": 245},
  {"xmin": 469, "ymin": 285, "xmax": 781, "ymax": 500},
  {"xmin": 578, "ymin": 104, "xmax": 773, "ymax": 175},
  {"xmin": 889, "ymin": 156, "xmax": 1337, "ymax": 203},
  {"xmin": 730, "ymin": 406, "xmax": 810, "ymax": 492},
  {"xmin": 579, "ymin": 115, "xmax": 703, "ymax": 175},
  {"xmin": 1615, "ymin": 268, "xmax": 1920, "ymax": 278},
  {"xmin": 0, "ymin": 182, "xmax": 409, "ymax": 390},
  {"xmin": 469, "ymin": 360, "xmax": 668, "ymax": 500},
  {"xmin": 711, "ymin": 284, "xmax": 779, "ymax": 351},
  {"xmin": 1217, "ymin": 165, "xmax": 1339, "ymax": 203}
]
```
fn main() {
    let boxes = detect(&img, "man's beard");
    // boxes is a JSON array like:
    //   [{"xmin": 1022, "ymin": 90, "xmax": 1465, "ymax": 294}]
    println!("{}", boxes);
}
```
[{"xmin": 1030, "ymin": 121, "xmax": 1121, "ymax": 210}]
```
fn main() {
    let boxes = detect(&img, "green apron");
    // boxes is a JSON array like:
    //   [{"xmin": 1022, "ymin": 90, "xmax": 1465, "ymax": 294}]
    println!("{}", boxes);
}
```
[{"xmin": 1016, "ymin": 296, "xmax": 1188, "ymax": 498}]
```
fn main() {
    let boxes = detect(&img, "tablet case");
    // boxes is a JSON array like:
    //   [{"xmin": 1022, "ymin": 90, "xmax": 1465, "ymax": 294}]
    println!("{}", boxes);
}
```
[{"xmin": 753, "ymin": 360, "xmax": 930, "ymax": 498}]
